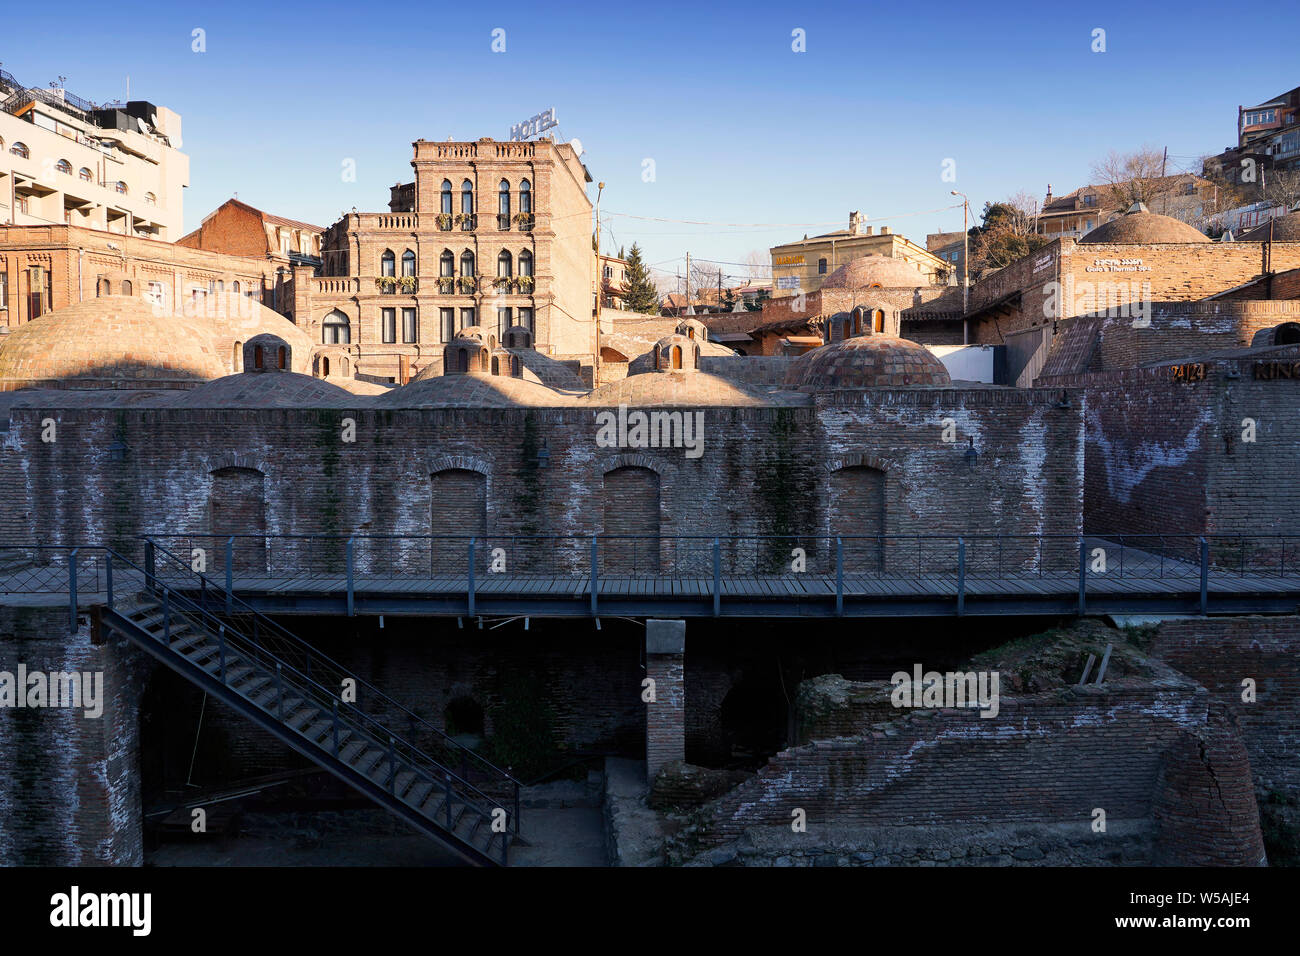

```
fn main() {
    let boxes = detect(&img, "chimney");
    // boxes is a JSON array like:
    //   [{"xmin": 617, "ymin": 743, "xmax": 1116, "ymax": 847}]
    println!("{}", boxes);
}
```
[
  {"xmin": 848, "ymin": 211, "xmax": 862, "ymax": 234},
  {"xmin": 879, "ymin": 226, "xmax": 891, "ymax": 235},
  {"xmin": 863, "ymin": 226, "xmax": 874, "ymax": 236},
  {"xmin": 1045, "ymin": 184, "xmax": 1053, "ymax": 203}
]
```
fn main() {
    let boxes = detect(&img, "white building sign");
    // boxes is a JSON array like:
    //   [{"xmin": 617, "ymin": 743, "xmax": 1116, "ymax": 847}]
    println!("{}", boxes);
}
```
[{"xmin": 510, "ymin": 109, "xmax": 558, "ymax": 142}]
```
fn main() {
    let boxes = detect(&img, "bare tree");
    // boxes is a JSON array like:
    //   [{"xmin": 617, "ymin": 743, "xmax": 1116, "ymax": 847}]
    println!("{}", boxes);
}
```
[
  {"xmin": 1090, "ymin": 145, "xmax": 1180, "ymax": 210},
  {"xmin": 743, "ymin": 249, "xmax": 770, "ymax": 282},
  {"xmin": 1266, "ymin": 168, "xmax": 1300, "ymax": 212}
]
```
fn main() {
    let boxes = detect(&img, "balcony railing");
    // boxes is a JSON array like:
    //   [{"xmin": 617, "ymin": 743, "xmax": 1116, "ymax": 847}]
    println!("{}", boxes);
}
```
[
  {"xmin": 455, "ymin": 214, "xmax": 477, "ymax": 232},
  {"xmin": 376, "ymin": 276, "xmax": 418, "ymax": 294},
  {"xmin": 434, "ymin": 214, "xmax": 455, "ymax": 231},
  {"xmin": 497, "ymin": 214, "xmax": 512, "ymax": 231},
  {"xmin": 514, "ymin": 213, "xmax": 536, "ymax": 232}
]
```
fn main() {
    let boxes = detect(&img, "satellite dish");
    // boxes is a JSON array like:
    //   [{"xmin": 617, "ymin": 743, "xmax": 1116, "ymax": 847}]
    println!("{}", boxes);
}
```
[{"xmin": 569, "ymin": 138, "xmax": 584, "ymax": 157}]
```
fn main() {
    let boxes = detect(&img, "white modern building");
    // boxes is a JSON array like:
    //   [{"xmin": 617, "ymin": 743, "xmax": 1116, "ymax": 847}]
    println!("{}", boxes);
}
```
[{"xmin": 0, "ymin": 68, "xmax": 187, "ymax": 239}]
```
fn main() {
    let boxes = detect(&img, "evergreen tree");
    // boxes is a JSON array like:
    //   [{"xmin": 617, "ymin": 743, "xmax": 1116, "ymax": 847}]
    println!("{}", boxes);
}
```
[{"xmin": 622, "ymin": 242, "xmax": 660, "ymax": 315}]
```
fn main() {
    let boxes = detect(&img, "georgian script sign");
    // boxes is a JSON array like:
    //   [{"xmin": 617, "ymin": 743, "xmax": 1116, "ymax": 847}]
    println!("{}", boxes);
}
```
[
  {"xmin": 1170, "ymin": 362, "xmax": 1206, "ymax": 383},
  {"xmin": 510, "ymin": 109, "xmax": 557, "ymax": 142},
  {"xmin": 1253, "ymin": 361, "xmax": 1300, "ymax": 380},
  {"xmin": 1086, "ymin": 258, "xmax": 1152, "ymax": 274}
]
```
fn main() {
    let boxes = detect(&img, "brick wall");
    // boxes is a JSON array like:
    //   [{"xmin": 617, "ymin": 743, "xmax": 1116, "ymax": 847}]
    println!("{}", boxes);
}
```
[
  {"xmin": 0, "ymin": 605, "xmax": 151, "ymax": 865},
  {"xmin": 1, "ymin": 389, "xmax": 1083, "ymax": 567},
  {"xmin": 1148, "ymin": 617, "xmax": 1300, "ymax": 795},
  {"xmin": 1050, "ymin": 353, "xmax": 1300, "ymax": 537},
  {"xmin": 674, "ymin": 673, "xmax": 1265, "ymax": 866}
]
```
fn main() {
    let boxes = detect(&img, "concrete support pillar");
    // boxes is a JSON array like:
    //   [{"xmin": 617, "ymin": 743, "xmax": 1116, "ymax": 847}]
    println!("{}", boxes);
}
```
[{"xmin": 645, "ymin": 619, "xmax": 685, "ymax": 781}]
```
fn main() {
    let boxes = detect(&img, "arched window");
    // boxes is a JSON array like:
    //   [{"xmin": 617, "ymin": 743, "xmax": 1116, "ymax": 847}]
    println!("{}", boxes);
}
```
[
  {"xmin": 323, "ymin": 310, "xmax": 351, "ymax": 344},
  {"xmin": 519, "ymin": 179, "xmax": 532, "ymax": 214},
  {"xmin": 480, "ymin": 348, "xmax": 488, "ymax": 368},
  {"xmin": 9, "ymin": 142, "xmax": 28, "ymax": 158},
  {"xmin": 401, "ymin": 249, "xmax": 416, "ymax": 277},
  {"xmin": 78, "ymin": 167, "xmax": 92, "ymax": 181},
  {"xmin": 498, "ymin": 179, "xmax": 510, "ymax": 228},
  {"xmin": 440, "ymin": 250, "xmax": 454, "ymax": 276},
  {"xmin": 215, "ymin": 280, "xmax": 224, "ymax": 294},
  {"xmin": 144, "ymin": 192, "xmax": 156, "ymax": 206},
  {"xmin": 518, "ymin": 250, "xmax": 533, "ymax": 277},
  {"xmin": 97, "ymin": 278, "xmax": 111, "ymax": 296},
  {"xmin": 253, "ymin": 345, "xmax": 264, "ymax": 370},
  {"xmin": 497, "ymin": 250, "xmax": 512, "ymax": 277},
  {"xmin": 671, "ymin": 346, "xmax": 682, "ymax": 369},
  {"xmin": 232, "ymin": 280, "xmax": 241, "ymax": 293},
  {"xmin": 685, "ymin": 326, "xmax": 695, "ymax": 340},
  {"xmin": 460, "ymin": 250, "xmax": 475, "ymax": 276},
  {"xmin": 115, "ymin": 181, "xmax": 128, "ymax": 195},
  {"xmin": 511, "ymin": 355, "xmax": 521, "ymax": 376},
  {"xmin": 277, "ymin": 346, "xmax": 286, "ymax": 370},
  {"xmin": 441, "ymin": 179, "xmax": 453, "ymax": 214},
  {"xmin": 491, "ymin": 355, "xmax": 500, "ymax": 375},
  {"xmin": 873, "ymin": 309, "xmax": 885, "ymax": 333},
  {"xmin": 233, "ymin": 341, "xmax": 243, "ymax": 371},
  {"xmin": 121, "ymin": 280, "xmax": 132, "ymax": 295},
  {"xmin": 457, "ymin": 349, "xmax": 468, "ymax": 373},
  {"xmin": 55, "ymin": 159, "xmax": 71, "ymax": 175},
  {"xmin": 381, "ymin": 250, "xmax": 396, "ymax": 276},
  {"xmin": 321, "ymin": 357, "xmax": 331, "ymax": 377},
  {"xmin": 461, "ymin": 179, "xmax": 474, "ymax": 215}
]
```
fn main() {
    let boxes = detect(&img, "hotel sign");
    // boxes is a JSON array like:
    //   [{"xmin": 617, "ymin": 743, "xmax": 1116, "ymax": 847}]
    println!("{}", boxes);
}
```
[
  {"xmin": 510, "ymin": 108, "xmax": 558, "ymax": 141},
  {"xmin": 774, "ymin": 254, "xmax": 805, "ymax": 265}
]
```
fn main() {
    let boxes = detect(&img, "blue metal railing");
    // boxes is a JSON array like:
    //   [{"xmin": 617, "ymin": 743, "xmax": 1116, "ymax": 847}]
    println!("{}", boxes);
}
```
[{"xmin": 7, "ymin": 532, "xmax": 1298, "ymax": 628}]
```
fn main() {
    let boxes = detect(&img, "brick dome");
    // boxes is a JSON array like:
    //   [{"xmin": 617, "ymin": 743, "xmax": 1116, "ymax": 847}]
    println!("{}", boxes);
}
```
[
  {"xmin": 1080, "ymin": 209, "xmax": 1210, "ymax": 244},
  {"xmin": 582, "ymin": 371, "xmax": 805, "ymax": 407},
  {"xmin": 820, "ymin": 255, "xmax": 928, "ymax": 289},
  {"xmin": 1239, "ymin": 210, "xmax": 1300, "ymax": 242},
  {"xmin": 379, "ymin": 371, "xmax": 570, "ymax": 407},
  {"xmin": 785, "ymin": 335, "xmax": 950, "ymax": 390},
  {"xmin": 173, "ymin": 372, "xmax": 357, "ymax": 407},
  {"xmin": 0, "ymin": 295, "xmax": 225, "ymax": 391}
]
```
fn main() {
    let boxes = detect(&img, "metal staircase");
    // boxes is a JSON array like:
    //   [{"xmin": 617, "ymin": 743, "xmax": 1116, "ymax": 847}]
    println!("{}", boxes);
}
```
[{"xmin": 100, "ymin": 541, "xmax": 520, "ymax": 866}]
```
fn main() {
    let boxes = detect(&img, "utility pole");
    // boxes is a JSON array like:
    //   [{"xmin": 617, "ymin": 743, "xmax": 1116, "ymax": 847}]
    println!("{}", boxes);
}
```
[
  {"xmin": 951, "ymin": 190, "xmax": 970, "ymax": 334},
  {"xmin": 685, "ymin": 251, "xmax": 691, "ymax": 315},
  {"xmin": 594, "ymin": 181, "xmax": 605, "ymax": 384}
]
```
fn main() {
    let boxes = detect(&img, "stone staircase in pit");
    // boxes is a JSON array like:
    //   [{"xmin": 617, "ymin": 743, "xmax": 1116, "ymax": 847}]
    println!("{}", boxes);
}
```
[{"xmin": 101, "ymin": 543, "xmax": 520, "ymax": 866}]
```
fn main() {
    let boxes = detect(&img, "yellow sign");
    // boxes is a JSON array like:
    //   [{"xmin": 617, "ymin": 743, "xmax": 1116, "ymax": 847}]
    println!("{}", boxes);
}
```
[{"xmin": 774, "ymin": 255, "xmax": 805, "ymax": 265}]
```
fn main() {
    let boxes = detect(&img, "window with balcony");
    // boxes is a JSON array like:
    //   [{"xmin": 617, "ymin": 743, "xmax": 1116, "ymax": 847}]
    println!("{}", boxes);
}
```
[
  {"xmin": 382, "ymin": 307, "xmax": 397, "ymax": 343},
  {"xmin": 56, "ymin": 159, "xmax": 71, "ymax": 175},
  {"xmin": 520, "ymin": 179, "xmax": 531, "ymax": 214},
  {"xmin": 401, "ymin": 249, "xmax": 416, "ymax": 277},
  {"xmin": 78, "ymin": 167, "xmax": 92, "ymax": 181},
  {"xmin": 10, "ymin": 142, "xmax": 28, "ymax": 159},
  {"xmin": 460, "ymin": 250, "xmax": 475, "ymax": 278},
  {"xmin": 402, "ymin": 307, "xmax": 417, "ymax": 343},
  {"xmin": 519, "ymin": 250, "xmax": 533, "ymax": 281},
  {"xmin": 498, "ymin": 250, "xmax": 513, "ymax": 278}
]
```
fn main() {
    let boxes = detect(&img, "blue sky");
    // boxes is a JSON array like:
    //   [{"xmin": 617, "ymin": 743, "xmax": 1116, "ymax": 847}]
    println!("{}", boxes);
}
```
[{"xmin": 5, "ymin": 0, "xmax": 1298, "ymax": 281}]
